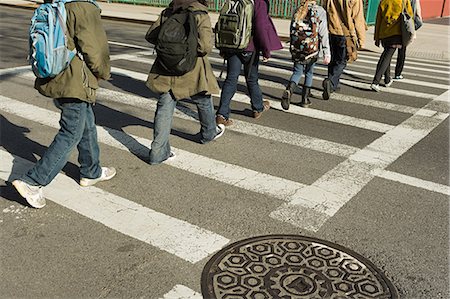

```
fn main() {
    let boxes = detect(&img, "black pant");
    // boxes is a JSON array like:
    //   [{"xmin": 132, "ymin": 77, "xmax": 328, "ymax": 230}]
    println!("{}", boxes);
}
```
[
  {"xmin": 395, "ymin": 46, "xmax": 406, "ymax": 77},
  {"xmin": 373, "ymin": 46, "xmax": 396, "ymax": 85},
  {"xmin": 327, "ymin": 34, "xmax": 347, "ymax": 90}
]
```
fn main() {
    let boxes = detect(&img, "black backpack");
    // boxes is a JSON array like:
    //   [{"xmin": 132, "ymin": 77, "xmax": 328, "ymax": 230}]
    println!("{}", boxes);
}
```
[{"xmin": 155, "ymin": 8, "xmax": 203, "ymax": 76}]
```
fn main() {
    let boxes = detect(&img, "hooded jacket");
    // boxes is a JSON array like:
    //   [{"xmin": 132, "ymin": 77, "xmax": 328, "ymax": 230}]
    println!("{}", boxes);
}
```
[
  {"xmin": 34, "ymin": 1, "xmax": 111, "ymax": 103},
  {"xmin": 322, "ymin": 0, "xmax": 366, "ymax": 48},
  {"xmin": 145, "ymin": 0, "xmax": 219, "ymax": 100}
]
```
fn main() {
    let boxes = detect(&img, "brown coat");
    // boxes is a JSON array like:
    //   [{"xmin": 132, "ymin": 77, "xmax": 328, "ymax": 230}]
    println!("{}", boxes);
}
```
[
  {"xmin": 145, "ymin": 1, "xmax": 219, "ymax": 100},
  {"xmin": 323, "ymin": 0, "xmax": 367, "ymax": 48},
  {"xmin": 34, "ymin": 2, "xmax": 111, "ymax": 103}
]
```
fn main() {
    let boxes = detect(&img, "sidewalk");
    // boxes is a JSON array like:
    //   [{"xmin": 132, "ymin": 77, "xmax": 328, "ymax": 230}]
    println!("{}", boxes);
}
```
[{"xmin": 2, "ymin": 0, "xmax": 449, "ymax": 61}]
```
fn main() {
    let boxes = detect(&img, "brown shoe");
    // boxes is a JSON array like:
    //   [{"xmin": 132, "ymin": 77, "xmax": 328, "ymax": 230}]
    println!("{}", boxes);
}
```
[
  {"xmin": 215, "ymin": 115, "xmax": 234, "ymax": 126},
  {"xmin": 253, "ymin": 100, "xmax": 270, "ymax": 119}
]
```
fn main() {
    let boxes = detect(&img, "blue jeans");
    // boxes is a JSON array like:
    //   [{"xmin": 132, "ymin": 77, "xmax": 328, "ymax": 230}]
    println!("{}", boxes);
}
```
[
  {"xmin": 22, "ymin": 99, "xmax": 101, "ymax": 186},
  {"xmin": 216, "ymin": 51, "xmax": 264, "ymax": 119},
  {"xmin": 149, "ymin": 91, "xmax": 217, "ymax": 164},
  {"xmin": 289, "ymin": 60, "xmax": 316, "ymax": 87},
  {"xmin": 328, "ymin": 34, "xmax": 347, "ymax": 90}
]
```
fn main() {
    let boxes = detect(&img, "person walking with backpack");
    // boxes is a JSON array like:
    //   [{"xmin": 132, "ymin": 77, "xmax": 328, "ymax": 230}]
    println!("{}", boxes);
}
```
[
  {"xmin": 370, "ymin": 0, "xmax": 414, "ymax": 92},
  {"xmin": 321, "ymin": 0, "xmax": 366, "ymax": 100},
  {"xmin": 394, "ymin": 0, "xmax": 422, "ymax": 80},
  {"xmin": 215, "ymin": 0, "xmax": 283, "ymax": 126},
  {"xmin": 282, "ymin": 0, "xmax": 330, "ymax": 109},
  {"xmin": 12, "ymin": 0, "xmax": 115, "ymax": 209},
  {"xmin": 145, "ymin": 0, "xmax": 225, "ymax": 165}
]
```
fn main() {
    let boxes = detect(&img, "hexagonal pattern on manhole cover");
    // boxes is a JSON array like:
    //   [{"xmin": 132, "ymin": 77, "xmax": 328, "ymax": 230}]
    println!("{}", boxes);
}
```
[{"xmin": 201, "ymin": 235, "xmax": 398, "ymax": 299}]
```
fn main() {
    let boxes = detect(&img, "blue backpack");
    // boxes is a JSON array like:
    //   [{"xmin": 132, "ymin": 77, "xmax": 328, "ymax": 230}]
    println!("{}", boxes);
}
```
[{"xmin": 29, "ymin": 0, "xmax": 98, "ymax": 78}]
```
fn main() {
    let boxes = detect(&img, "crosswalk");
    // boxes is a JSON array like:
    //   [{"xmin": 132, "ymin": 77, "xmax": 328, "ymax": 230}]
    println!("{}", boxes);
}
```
[{"xmin": 1, "ymin": 41, "xmax": 449, "ymax": 298}]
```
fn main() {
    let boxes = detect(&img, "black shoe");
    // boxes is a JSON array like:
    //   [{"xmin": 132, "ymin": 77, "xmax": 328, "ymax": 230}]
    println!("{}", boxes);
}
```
[
  {"xmin": 281, "ymin": 82, "xmax": 295, "ymax": 110},
  {"xmin": 322, "ymin": 78, "xmax": 332, "ymax": 101},
  {"xmin": 300, "ymin": 86, "xmax": 312, "ymax": 108}
]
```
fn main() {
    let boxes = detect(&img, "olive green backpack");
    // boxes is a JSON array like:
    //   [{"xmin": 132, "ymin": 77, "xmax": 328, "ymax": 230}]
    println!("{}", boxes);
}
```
[{"xmin": 215, "ymin": 0, "xmax": 254, "ymax": 51}]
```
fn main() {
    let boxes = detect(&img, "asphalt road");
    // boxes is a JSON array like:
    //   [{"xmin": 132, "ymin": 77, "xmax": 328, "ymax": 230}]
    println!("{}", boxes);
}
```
[{"xmin": 0, "ymin": 6, "xmax": 449, "ymax": 299}]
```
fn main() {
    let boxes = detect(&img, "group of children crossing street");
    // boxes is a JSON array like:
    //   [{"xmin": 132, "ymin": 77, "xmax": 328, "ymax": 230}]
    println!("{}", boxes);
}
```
[{"xmin": 12, "ymin": 0, "xmax": 423, "ymax": 209}]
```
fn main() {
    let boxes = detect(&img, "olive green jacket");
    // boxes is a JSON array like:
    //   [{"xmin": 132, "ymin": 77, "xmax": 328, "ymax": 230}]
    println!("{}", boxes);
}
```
[
  {"xmin": 374, "ymin": 0, "xmax": 414, "ymax": 42},
  {"xmin": 145, "ymin": 2, "xmax": 220, "ymax": 100},
  {"xmin": 35, "ymin": 1, "xmax": 111, "ymax": 103}
]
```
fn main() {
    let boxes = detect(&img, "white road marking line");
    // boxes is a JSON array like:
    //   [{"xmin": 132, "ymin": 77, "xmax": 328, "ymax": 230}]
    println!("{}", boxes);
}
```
[
  {"xmin": 6, "ymin": 67, "xmax": 360, "ymax": 158},
  {"xmin": 275, "ymin": 45, "xmax": 450, "ymax": 68},
  {"xmin": 270, "ymin": 91, "xmax": 450, "ymax": 231},
  {"xmin": 245, "ymin": 55, "xmax": 450, "ymax": 89},
  {"xmin": 0, "ymin": 95, "xmax": 307, "ymax": 202},
  {"xmin": 106, "ymin": 40, "xmax": 450, "ymax": 70},
  {"xmin": 108, "ymin": 40, "xmax": 151, "ymax": 50},
  {"xmin": 109, "ymin": 63, "xmax": 397, "ymax": 133},
  {"xmin": 0, "ymin": 63, "xmax": 425, "ymax": 133},
  {"xmin": 0, "ymin": 65, "xmax": 30, "ymax": 76},
  {"xmin": 115, "ymin": 52, "xmax": 440, "ymax": 99},
  {"xmin": 160, "ymin": 285, "xmax": 202, "ymax": 299},
  {"xmin": 97, "ymin": 88, "xmax": 360, "ymax": 158},
  {"xmin": 373, "ymin": 169, "xmax": 450, "ymax": 196},
  {"xmin": 109, "ymin": 52, "xmax": 440, "ymax": 114},
  {"xmin": 0, "ymin": 149, "xmax": 229, "ymax": 264}
]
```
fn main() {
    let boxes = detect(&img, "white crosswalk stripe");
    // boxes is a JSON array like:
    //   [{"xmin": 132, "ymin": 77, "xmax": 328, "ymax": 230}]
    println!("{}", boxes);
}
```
[
  {"xmin": 1, "ymin": 37, "xmax": 449, "ymax": 286},
  {"xmin": 0, "ymin": 149, "xmax": 230, "ymax": 264}
]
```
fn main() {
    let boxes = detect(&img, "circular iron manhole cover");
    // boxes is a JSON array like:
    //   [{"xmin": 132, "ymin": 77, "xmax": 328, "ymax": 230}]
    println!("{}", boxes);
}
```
[{"xmin": 201, "ymin": 235, "xmax": 398, "ymax": 299}]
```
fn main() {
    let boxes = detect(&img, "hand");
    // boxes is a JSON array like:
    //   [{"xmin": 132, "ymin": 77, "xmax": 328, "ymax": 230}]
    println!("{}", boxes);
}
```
[
  {"xmin": 323, "ymin": 55, "xmax": 331, "ymax": 65},
  {"xmin": 262, "ymin": 57, "xmax": 269, "ymax": 63}
]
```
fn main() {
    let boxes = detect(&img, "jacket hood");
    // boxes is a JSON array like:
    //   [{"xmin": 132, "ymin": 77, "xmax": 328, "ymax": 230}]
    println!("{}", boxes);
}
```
[{"xmin": 172, "ymin": 0, "xmax": 207, "ymax": 11}]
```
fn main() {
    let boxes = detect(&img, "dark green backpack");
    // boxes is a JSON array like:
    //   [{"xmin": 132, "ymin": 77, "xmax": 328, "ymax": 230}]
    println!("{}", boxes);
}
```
[
  {"xmin": 155, "ymin": 8, "xmax": 203, "ymax": 76},
  {"xmin": 215, "ymin": 0, "xmax": 254, "ymax": 51}
]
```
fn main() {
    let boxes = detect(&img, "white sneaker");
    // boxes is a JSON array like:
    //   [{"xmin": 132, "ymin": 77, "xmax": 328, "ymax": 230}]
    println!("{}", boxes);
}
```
[
  {"xmin": 394, "ymin": 75, "xmax": 404, "ymax": 80},
  {"xmin": 213, "ymin": 124, "xmax": 225, "ymax": 141},
  {"xmin": 370, "ymin": 84, "xmax": 381, "ymax": 92},
  {"xmin": 166, "ymin": 152, "xmax": 176, "ymax": 162},
  {"xmin": 384, "ymin": 80, "xmax": 393, "ymax": 87},
  {"xmin": 80, "ymin": 167, "xmax": 116, "ymax": 187},
  {"xmin": 12, "ymin": 180, "xmax": 45, "ymax": 209}
]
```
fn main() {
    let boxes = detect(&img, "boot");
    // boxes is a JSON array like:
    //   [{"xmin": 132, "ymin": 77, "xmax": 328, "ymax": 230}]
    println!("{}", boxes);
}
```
[
  {"xmin": 281, "ymin": 81, "xmax": 295, "ymax": 110},
  {"xmin": 300, "ymin": 86, "xmax": 311, "ymax": 108}
]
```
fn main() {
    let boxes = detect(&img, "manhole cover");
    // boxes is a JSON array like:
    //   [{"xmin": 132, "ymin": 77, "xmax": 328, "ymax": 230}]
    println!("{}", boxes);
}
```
[{"xmin": 201, "ymin": 235, "xmax": 398, "ymax": 299}]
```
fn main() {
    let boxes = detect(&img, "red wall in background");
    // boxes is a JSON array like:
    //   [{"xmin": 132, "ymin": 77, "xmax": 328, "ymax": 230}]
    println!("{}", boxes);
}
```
[{"xmin": 420, "ymin": 0, "xmax": 449, "ymax": 19}]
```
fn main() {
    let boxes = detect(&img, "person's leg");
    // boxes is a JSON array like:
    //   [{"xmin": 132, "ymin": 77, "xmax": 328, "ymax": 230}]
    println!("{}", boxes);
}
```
[
  {"xmin": 282, "ymin": 62, "xmax": 304, "ymax": 110},
  {"xmin": 22, "ymin": 98, "xmax": 87, "ymax": 186},
  {"xmin": 300, "ymin": 61, "xmax": 315, "ymax": 107},
  {"xmin": 191, "ymin": 93, "xmax": 219, "ymax": 143},
  {"xmin": 243, "ymin": 51, "xmax": 265, "ymax": 113},
  {"xmin": 216, "ymin": 54, "xmax": 242, "ymax": 120},
  {"xmin": 149, "ymin": 92, "xmax": 176, "ymax": 164},
  {"xmin": 372, "ymin": 46, "xmax": 396, "ymax": 85},
  {"xmin": 77, "ymin": 103, "xmax": 102, "ymax": 180},
  {"xmin": 395, "ymin": 46, "xmax": 406, "ymax": 78},
  {"xmin": 327, "ymin": 35, "xmax": 347, "ymax": 91},
  {"xmin": 289, "ymin": 62, "xmax": 305, "ymax": 85},
  {"xmin": 304, "ymin": 60, "xmax": 315, "ymax": 88}
]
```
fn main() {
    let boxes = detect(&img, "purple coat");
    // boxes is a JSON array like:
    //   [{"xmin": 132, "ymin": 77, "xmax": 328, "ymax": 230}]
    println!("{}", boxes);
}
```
[{"xmin": 246, "ymin": 0, "xmax": 283, "ymax": 58}]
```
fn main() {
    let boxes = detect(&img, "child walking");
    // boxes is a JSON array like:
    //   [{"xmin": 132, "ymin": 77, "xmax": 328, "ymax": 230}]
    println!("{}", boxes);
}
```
[{"xmin": 282, "ymin": 0, "xmax": 330, "ymax": 109}]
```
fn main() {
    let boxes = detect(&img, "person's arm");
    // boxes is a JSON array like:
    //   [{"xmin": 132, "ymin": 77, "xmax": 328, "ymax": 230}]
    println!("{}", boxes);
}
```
[
  {"xmin": 374, "ymin": 5, "xmax": 382, "ymax": 47},
  {"xmin": 317, "ymin": 7, "xmax": 331, "ymax": 64},
  {"xmin": 72, "ymin": 3, "xmax": 110, "ymax": 80},
  {"xmin": 195, "ymin": 12, "xmax": 213, "ymax": 56},
  {"xmin": 253, "ymin": 0, "xmax": 271, "ymax": 59},
  {"xmin": 352, "ymin": 0, "xmax": 366, "ymax": 49}
]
